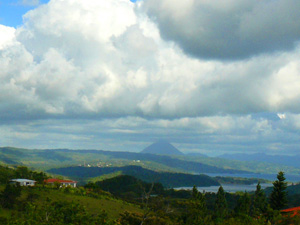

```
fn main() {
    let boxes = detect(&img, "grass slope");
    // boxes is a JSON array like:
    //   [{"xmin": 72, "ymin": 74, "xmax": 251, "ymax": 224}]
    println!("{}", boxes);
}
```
[{"xmin": 0, "ymin": 185, "xmax": 142, "ymax": 220}]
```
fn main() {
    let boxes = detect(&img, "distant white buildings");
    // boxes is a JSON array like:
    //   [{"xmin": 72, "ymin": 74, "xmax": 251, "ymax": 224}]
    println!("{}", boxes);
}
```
[
  {"xmin": 10, "ymin": 179, "xmax": 36, "ymax": 186},
  {"xmin": 133, "ymin": 160, "xmax": 141, "ymax": 163}
]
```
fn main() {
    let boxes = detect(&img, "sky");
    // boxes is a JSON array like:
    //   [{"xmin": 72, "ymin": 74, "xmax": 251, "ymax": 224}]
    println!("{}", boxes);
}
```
[{"xmin": 1, "ymin": 0, "xmax": 300, "ymax": 156}]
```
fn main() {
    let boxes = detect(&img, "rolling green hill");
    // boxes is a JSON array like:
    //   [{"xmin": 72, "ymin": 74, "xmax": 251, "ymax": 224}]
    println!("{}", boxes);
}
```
[
  {"xmin": 48, "ymin": 165, "xmax": 220, "ymax": 187},
  {"xmin": 92, "ymin": 175, "xmax": 164, "ymax": 199}
]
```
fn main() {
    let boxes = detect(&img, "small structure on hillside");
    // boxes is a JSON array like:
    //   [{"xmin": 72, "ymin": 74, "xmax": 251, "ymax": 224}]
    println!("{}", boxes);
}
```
[
  {"xmin": 44, "ymin": 178, "xmax": 77, "ymax": 187},
  {"xmin": 10, "ymin": 179, "xmax": 36, "ymax": 186}
]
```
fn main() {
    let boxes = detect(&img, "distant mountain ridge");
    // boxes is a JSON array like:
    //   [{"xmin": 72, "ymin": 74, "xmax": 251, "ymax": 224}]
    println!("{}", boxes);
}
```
[
  {"xmin": 219, "ymin": 153, "xmax": 300, "ymax": 168},
  {"xmin": 1, "ymin": 147, "xmax": 241, "ymax": 174},
  {"xmin": 2, "ymin": 146, "xmax": 297, "ymax": 175},
  {"xmin": 140, "ymin": 141, "xmax": 183, "ymax": 156},
  {"xmin": 186, "ymin": 152, "xmax": 207, "ymax": 157}
]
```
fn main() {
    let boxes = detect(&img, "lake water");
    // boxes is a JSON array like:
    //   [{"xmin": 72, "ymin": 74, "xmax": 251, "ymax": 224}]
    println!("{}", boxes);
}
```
[
  {"xmin": 175, "ymin": 172, "xmax": 300, "ymax": 193},
  {"xmin": 203, "ymin": 173, "xmax": 300, "ymax": 183},
  {"xmin": 176, "ymin": 183, "xmax": 273, "ymax": 193}
]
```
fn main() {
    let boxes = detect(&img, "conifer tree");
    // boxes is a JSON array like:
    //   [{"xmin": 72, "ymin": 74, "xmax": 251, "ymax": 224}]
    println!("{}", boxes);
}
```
[
  {"xmin": 214, "ymin": 185, "xmax": 228, "ymax": 220},
  {"xmin": 185, "ymin": 186, "xmax": 209, "ymax": 225},
  {"xmin": 235, "ymin": 192, "xmax": 251, "ymax": 216},
  {"xmin": 270, "ymin": 171, "xmax": 287, "ymax": 210},
  {"xmin": 252, "ymin": 182, "xmax": 267, "ymax": 216},
  {"xmin": 191, "ymin": 186, "xmax": 206, "ymax": 212}
]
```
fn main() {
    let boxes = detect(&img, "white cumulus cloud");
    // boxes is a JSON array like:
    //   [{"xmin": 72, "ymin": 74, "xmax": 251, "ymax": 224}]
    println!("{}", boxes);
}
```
[{"xmin": 1, "ymin": 0, "xmax": 300, "ymax": 154}]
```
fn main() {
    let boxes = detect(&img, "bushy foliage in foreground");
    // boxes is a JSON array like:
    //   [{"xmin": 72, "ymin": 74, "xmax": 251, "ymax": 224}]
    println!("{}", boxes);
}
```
[{"xmin": 3, "ymin": 200, "xmax": 112, "ymax": 225}]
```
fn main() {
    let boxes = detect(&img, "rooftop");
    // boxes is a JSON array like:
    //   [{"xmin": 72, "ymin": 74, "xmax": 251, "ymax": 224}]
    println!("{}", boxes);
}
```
[
  {"xmin": 45, "ymin": 178, "xmax": 77, "ymax": 183},
  {"xmin": 281, "ymin": 206, "xmax": 300, "ymax": 217},
  {"xmin": 10, "ymin": 179, "xmax": 36, "ymax": 182}
]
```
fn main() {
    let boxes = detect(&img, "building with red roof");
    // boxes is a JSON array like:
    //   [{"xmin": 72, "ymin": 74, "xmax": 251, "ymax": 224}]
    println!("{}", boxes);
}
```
[{"xmin": 44, "ymin": 178, "xmax": 77, "ymax": 188}]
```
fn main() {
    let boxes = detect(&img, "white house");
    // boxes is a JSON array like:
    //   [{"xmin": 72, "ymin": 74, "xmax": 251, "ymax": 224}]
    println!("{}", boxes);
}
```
[{"xmin": 10, "ymin": 179, "xmax": 37, "ymax": 186}]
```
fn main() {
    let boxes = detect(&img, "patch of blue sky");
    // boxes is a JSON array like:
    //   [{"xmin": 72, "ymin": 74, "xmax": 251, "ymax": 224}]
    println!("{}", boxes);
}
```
[
  {"xmin": 251, "ymin": 112, "xmax": 282, "ymax": 121},
  {"xmin": 0, "ymin": 0, "xmax": 49, "ymax": 27},
  {"xmin": 1, "ymin": 0, "xmax": 137, "ymax": 28}
]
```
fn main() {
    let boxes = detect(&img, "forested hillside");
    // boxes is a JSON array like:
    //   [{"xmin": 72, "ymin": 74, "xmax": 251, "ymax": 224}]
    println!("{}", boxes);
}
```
[{"xmin": 48, "ymin": 165, "xmax": 220, "ymax": 187}]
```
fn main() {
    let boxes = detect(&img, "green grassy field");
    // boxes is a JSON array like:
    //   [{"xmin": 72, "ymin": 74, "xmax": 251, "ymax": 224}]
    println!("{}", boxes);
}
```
[{"xmin": 0, "ymin": 185, "xmax": 142, "ymax": 220}]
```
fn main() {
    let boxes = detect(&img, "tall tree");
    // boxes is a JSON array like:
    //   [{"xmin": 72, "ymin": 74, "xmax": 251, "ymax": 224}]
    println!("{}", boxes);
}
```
[
  {"xmin": 184, "ymin": 186, "xmax": 210, "ymax": 225},
  {"xmin": 192, "ymin": 186, "xmax": 207, "ymax": 213},
  {"xmin": 270, "ymin": 171, "xmax": 287, "ymax": 210},
  {"xmin": 15, "ymin": 166, "xmax": 31, "ymax": 179},
  {"xmin": 252, "ymin": 182, "xmax": 268, "ymax": 217},
  {"xmin": 214, "ymin": 186, "xmax": 228, "ymax": 220},
  {"xmin": 235, "ymin": 192, "xmax": 251, "ymax": 216}
]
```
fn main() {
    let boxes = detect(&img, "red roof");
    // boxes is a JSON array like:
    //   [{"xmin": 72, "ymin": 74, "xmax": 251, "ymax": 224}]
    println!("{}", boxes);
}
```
[
  {"xmin": 44, "ymin": 178, "xmax": 77, "ymax": 184},
  {"xmin": 281, "ymin": 206, "xmax": 300, "ymax": 217}
]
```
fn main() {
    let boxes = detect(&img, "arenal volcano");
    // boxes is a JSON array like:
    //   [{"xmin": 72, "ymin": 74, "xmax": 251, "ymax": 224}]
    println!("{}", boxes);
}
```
[{"xmin": 140, "ymin": 140, "xmax": 183, "ymax": 156}]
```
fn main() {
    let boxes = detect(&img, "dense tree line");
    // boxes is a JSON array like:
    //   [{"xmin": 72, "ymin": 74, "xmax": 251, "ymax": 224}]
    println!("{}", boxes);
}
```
[{"xmin": 0, "ymin": 165, "xmax": 48, "ymax": 184}]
